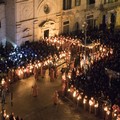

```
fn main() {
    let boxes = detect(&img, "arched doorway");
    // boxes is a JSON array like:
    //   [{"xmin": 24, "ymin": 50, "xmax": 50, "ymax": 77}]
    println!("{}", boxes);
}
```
[{"xmin": 39, "ymin": 20, "xmax": 56, "ymax": 38}]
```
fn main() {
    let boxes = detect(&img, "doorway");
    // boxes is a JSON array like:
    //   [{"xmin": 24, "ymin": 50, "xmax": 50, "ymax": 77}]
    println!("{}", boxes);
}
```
[
  {"xmin": 44, "ymin": 29, "xmax": 49, "ymax": 38},
  {"xmin": 87, "ymin": 19, "xmax": 94, "ymax": 30},
  {"xmin": 110, "ymin": 13, "xmax": 116, "ymax": 33}
]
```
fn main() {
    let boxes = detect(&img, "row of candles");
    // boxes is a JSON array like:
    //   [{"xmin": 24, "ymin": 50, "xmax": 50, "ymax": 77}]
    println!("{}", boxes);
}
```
[
  {"xmin": 67, "ymin": 85, "xmax": 120, "ymax": 120},
  {"xmin": 3, "ymin": 37, "xmax": 113, "ymax": 83},
  {"xmin": 1, "ymin": 39, "xmax": 114, "ymax": 96},
  {"xmin": 16, "ymin": 51, "xmax": 69, "ymax": 78},
  {"xmin": 1, "ymin": 110, "xmax": 21, "ymax": 120},
  {"xmin": 1, "ymin": 50, "xmax": 71, "ymax": 86},
  {"xmin": 45, "ymin": 36, "xmax": 101, "ymax": 54},
  {"xmin": 44, "ymin": 36, "xmax": 113, "ymax": 56},
  {"xmin": 45, "ymin": 36, "xmax": 80, "ymax": 46}
]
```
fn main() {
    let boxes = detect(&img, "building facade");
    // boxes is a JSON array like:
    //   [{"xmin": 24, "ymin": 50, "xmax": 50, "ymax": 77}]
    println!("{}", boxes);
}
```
[
  {"xmin": 1, "ymin": 0, "xmax": 120, "ymax": 46},
  {"xmin": 0, "ymin": 2, "xmax": 6, "ymax": 46}
]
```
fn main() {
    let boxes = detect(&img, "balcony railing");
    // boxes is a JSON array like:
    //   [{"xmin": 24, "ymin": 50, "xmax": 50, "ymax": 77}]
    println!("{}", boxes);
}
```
[
  {"xmin": 62, "ymin": 9, "xmax": 73, "ymax": 15},
  {"xmin": 104, "ymin": 1, "xmax": 120, "ymax": 9}
]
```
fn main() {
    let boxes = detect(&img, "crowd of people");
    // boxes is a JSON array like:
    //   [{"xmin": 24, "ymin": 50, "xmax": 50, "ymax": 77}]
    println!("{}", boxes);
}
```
[
  {"xmin": 62, "ymin": 30, "xmax": 120, "ymax": 119},
  {"xmin": 0, "ymin": 40, "xmax": 59, "ymax": 73},
  {"xmin": 2, "ymin": 110, "xmax": 23, "ymax": 120},
  {"xmin": 0, "ymin": 28, "xmax": 120, "ymax": 119}
]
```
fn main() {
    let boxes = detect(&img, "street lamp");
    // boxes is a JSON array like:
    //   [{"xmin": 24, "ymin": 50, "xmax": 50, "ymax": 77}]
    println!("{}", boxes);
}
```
[{"xmin": 82, "ymin": 21, "xmax": 88, "ymax": 73}]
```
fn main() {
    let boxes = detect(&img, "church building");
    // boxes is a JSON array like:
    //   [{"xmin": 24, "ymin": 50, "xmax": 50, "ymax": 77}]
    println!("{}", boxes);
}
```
[{"xmin": 0, "ymin": 0, "xmax": 120, "ymax": 46}]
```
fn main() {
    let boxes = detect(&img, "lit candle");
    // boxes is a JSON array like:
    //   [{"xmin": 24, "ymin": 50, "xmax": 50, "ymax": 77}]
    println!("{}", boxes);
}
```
[
  {"xmin": 104, "ymin": 106, "xmax": 108, "ymax": 112},
  {"xmin": 77, "ymin": 94, "xmax": 82, "ymax": 100},
  {"xmin": 89, "ymin": 97, "xmax": 94, "ymax": 113},
  {"xmin": 73, "ymin": 90, "xmax": 77, "ymax": 98},
  {"xmin": 83, "ymin": 96, "xmax": 87, "ymax": 110},
  {"xmin": 94, "ymin": 101, "xmax": 99, "ymax": 115},
  {"xmin": 1, "ymin": 78, "xmax": 5, "ymax": 86},
  {"xmin": 67, "ymin": 89, "xmax": 70, "ymax": 92}
]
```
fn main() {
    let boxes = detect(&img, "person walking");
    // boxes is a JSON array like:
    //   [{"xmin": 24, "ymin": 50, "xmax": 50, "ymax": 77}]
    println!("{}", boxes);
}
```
[
  {"xmin": 53, "ymin": 90, "xmax": 59, "ymax": 106},
  {"xmin": 32, "ymin": 83, "xmax": 38, "ymax": 97},
  {"xmin": 9, "ymin": 112, "xmax": 15, "ymax": 120},
  {"xmin": 1, "ymin": 88, "xmax": 6, "ymax": 105}
]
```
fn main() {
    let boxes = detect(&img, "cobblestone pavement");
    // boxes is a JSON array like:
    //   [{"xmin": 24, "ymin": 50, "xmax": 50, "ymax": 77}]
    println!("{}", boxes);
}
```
[{"xmin": 2, "ymin": 70, "xmax": 102, "ymax": 120}]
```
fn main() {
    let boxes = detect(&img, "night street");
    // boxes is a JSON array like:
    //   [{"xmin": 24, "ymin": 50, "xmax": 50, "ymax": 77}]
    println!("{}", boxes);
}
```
[
  {"xmin": 3, "ymin": 70, "xmax": 101, "ymax": 120},
  {"xmin": 0, "ymin": 0, "xmax": 120, "ymax": 120}
]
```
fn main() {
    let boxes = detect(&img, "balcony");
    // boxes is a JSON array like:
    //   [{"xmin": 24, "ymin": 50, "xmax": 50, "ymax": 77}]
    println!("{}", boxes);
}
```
[
  {"xmin": 62, "ymin": 9, "xmax": 74, "ymax": 16},
  {"xmin": 104, "ymin": 1, "xmax": 120, "ymax": 9}
]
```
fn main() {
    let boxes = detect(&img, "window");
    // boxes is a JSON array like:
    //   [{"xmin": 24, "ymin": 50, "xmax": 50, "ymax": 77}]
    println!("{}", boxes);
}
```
[
  {"xmin": 63, "ymin": 0, "xmax": 72, "ymax": 10},
  {"xmin": 104, "ymin": 0, "xmax": 107, "ymax": 4},
  {"xmin": 86, "ymin": 15, "xmax": 94, "ymax": 29},
  {"xmin": 102, "ymin": 15, "xmax": 106, "ymax": 24},
  {"xmin": 111, "ymin": 13, "xmax": 116, "ymax": 23},
  {"xmin": 63, "ymin": 21, "xmax": 69, "ymax": 25},
  {"xmin": 63, "ymin": 21, "xmax": 69, "ymax": 34},
  {"xmin": 88, "ymin": 0, "xmax": 95, "ymax": 5},
  {"xmin": 75, "ymin": 0, "xmax": 81, "ymax": 6}
]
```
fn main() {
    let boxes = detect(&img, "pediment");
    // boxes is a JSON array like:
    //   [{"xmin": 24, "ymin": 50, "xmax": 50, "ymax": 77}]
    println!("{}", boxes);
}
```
[{"xmin": 39, "ymin": 19, "xmax": 55, "ymax": 27}]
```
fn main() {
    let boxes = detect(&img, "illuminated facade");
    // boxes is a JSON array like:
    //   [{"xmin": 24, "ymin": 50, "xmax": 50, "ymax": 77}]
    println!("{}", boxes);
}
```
[
  {"xmin": 0, "ymin": 2, "xmax": 6, "ymax": 46},
  {"xmin": 0, "ymin": 0, "xmax": 120, "ymax": 46}
]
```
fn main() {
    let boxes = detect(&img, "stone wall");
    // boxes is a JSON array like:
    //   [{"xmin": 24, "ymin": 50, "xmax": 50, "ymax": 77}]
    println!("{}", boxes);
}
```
[{"xmin": 5, "ymin": 0, "xmax": 16, "ymax": 45}]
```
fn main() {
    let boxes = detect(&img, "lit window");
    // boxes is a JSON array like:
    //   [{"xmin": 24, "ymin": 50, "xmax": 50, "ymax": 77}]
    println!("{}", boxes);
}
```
[
  {"xmin": 75, "ymin": 0, "xmax": 81, "ymax": 6},
  {"xmin": 63, "ymin": 0, "xmax": 72, "ymax": 10}
]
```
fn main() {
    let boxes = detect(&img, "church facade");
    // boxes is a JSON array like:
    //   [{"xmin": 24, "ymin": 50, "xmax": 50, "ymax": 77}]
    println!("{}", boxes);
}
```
[
  {"xmin": 0, "ymin": 3, "xmax": 6, "ymax": 46},
  {"xmin": 0, "ymin": 0, "xmax": 120, "ymax": 46}
]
